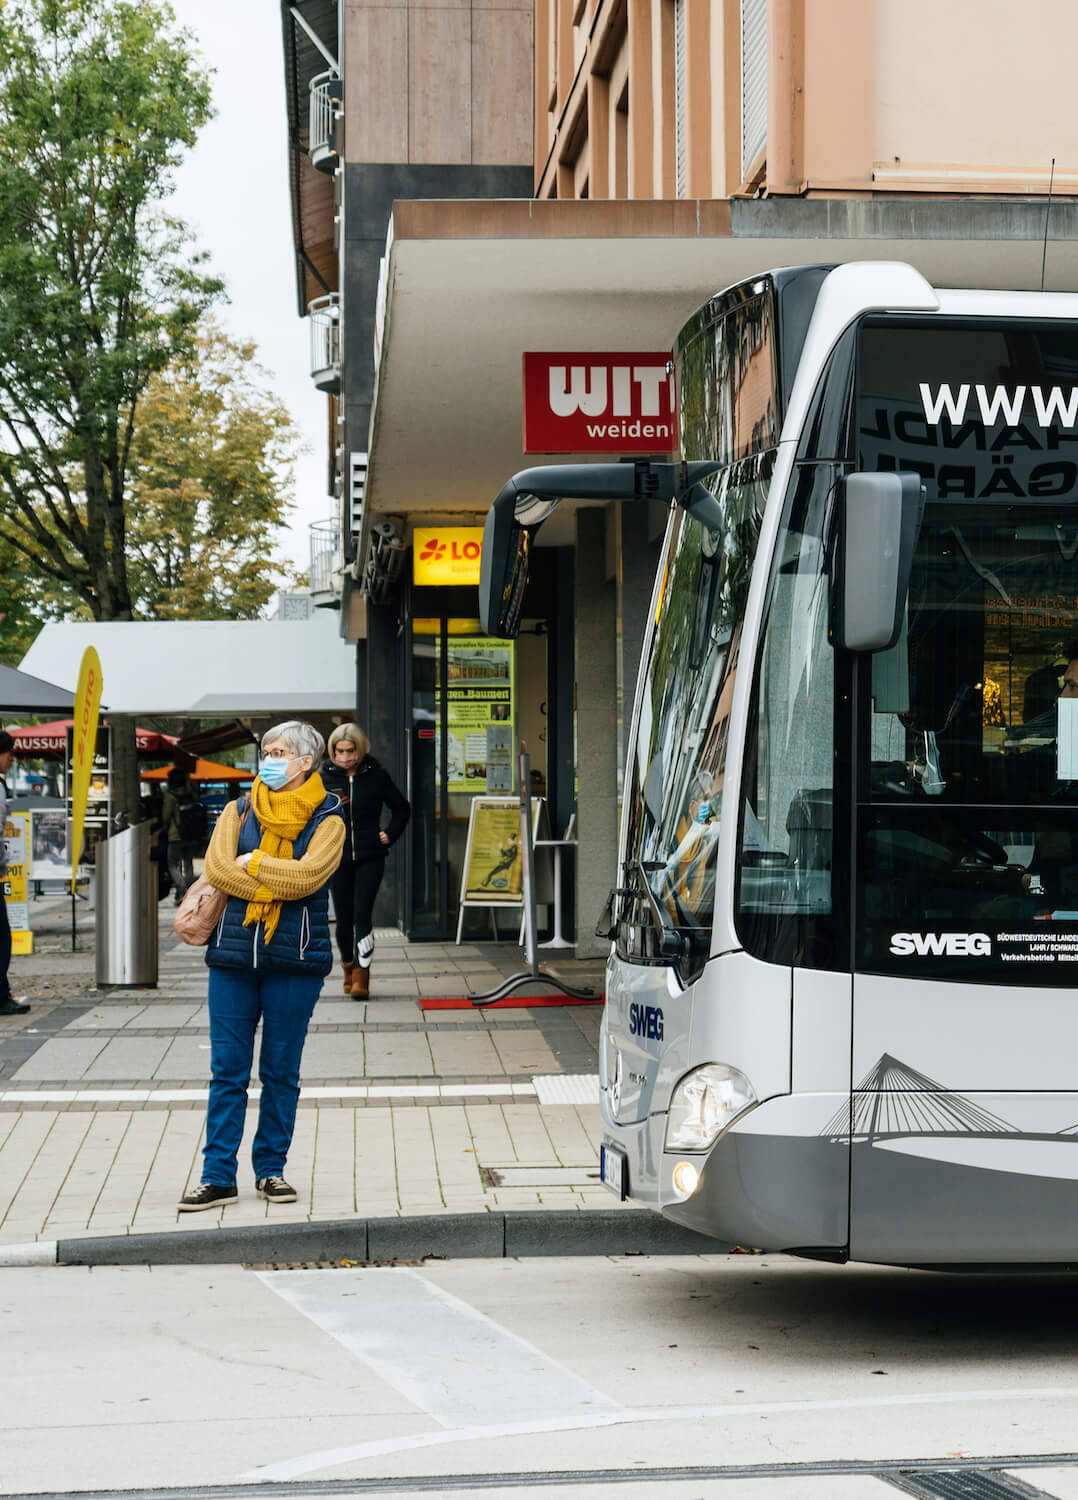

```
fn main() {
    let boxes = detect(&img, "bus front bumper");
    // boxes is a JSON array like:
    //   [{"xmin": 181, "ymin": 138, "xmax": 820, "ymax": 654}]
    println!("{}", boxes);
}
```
[{"xmin": 601, "ymin": 1091, "xmax": 849, "ymax": 1253}]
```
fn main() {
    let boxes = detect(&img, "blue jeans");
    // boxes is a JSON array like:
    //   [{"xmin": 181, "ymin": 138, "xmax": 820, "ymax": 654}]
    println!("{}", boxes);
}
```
[{"xmin": 203, "ymin": 967, "xmax": 322, "ymax": 1185}]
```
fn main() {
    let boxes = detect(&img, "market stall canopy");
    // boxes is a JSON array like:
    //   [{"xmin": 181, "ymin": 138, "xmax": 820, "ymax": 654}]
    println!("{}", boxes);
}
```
[
  {"xmin": 18, "ymin": 614, "xmax": 355, "ymax": 715},
  {"xmin": 8, "ymin": 720, "xmax": 178, "ymax": 760},
  {"xmin": 175, "ymin": 720, "xmax": 259, "ymax": 758},
  {"xmin": 0, "ymin": 663, "xmax": 75, "ymax": 714},
  {"xmin": 141, "ymin": 758, "xmax": 251, "ymax": 783}
]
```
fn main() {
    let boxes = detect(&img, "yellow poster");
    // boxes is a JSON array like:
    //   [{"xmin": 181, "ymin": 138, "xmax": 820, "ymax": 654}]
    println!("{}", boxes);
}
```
[
  {"xmin": 3, "ymin": 811, "xmax": 32, "ymax": 955},
  {"xmin": 441, "ymin": 637, "xmax": 514, "ymax": 793},
  {"xmin": 69, "ymin": 645, "xmax": 103, "ymax": 890},
  {"xmin": 462, "ymin": 800, "xmax": 525, "ymax": 902}
]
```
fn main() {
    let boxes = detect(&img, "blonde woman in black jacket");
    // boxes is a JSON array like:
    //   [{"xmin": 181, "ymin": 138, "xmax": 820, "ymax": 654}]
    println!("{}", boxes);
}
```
[{"xmin": 322, "ymin": 724, "xmax": 410, "ymax": 996}]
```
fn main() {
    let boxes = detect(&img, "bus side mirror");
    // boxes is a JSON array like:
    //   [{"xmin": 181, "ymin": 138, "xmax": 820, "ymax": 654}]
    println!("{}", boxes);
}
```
[
  {"xmin": 479, "ymin": 489, "xmax": 532, "ymax": 638},
  {"xmin": 835, "ymin": 471, "xmax": 924, "ymax": 653},
  {"xmin": 479, "ymin": 460, "xmax": 724, "ymax": 638}
]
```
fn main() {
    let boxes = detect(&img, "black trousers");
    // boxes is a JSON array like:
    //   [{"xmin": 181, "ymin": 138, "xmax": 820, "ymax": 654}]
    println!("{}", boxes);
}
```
[
  {"xmin": 0, "ymin": 890, "xmax": 11, "ymax": 1003},
  {"xmin": 331, "ymin": 857, "xmax": 386, "ymax": 964}
]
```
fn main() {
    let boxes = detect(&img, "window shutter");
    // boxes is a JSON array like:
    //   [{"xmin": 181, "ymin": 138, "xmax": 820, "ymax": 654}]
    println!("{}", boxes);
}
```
[{"xmin": 740, "ymin": 0, "xmax": 767, "ymax": 183}]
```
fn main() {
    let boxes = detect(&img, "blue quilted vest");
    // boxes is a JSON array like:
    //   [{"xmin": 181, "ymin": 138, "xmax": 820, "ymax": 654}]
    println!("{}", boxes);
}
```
[{"xmin": 205, "ymin": 794, "xmax": 341, "ymax": 978}]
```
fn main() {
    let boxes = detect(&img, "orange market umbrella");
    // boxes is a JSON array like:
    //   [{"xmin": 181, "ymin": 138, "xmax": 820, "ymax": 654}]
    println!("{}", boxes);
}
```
[{"xmin": 141, "ymin": 758, "xmax": 251, "ymax": 783}]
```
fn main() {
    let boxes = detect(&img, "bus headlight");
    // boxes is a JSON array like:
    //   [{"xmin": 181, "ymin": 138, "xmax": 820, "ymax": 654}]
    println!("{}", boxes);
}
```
[{"xmin": 665, "ymin": 1063, "xmax": 757, "ymax": 1152}]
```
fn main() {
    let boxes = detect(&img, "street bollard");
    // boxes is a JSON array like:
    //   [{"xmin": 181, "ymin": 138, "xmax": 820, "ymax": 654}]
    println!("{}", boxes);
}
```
[{"xmin": 95, "ymin": 822, "xmax": 159, "ymax": 987}]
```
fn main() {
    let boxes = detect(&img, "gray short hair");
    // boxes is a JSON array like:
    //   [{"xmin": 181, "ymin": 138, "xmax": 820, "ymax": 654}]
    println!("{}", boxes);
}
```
[{"xmin": 261, "ymin": 721, "xmax": 325, "ymax": 763}]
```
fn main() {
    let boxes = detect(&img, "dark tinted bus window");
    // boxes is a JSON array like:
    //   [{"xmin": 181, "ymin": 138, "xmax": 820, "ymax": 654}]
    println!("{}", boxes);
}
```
[{"xmin": 854, "ymin": 317, "xmax": 1078, "ymax": 983}]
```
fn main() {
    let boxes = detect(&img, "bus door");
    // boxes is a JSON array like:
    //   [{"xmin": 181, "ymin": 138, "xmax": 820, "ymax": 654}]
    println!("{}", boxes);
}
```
[{"xmin": 737, "ymin": 462, "xmax": 852, "ymax": 1255}]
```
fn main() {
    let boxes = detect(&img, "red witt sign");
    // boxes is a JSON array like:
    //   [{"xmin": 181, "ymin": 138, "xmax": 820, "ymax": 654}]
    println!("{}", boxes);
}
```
[{"xmin": 523, "ymin": 352, "xmax": 677, "ymax": 454}]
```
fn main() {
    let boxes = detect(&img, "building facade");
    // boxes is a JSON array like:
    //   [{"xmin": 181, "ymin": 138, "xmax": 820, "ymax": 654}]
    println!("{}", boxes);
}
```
[{"xmin": 281, "ymin": 0, "xmax": 1078, "ymax": 948}]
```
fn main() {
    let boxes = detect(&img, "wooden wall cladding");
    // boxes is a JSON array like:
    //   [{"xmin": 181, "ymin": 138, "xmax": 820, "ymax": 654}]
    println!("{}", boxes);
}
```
[
  {"xmin": 343, "ymin": 0, "xmax": 532, "ymax": 168},
  {"xmin": 472, "ymin": 9, "xmax": 534, "ymax": 165},
  {"xmin": 345, "ymin": 6, "xmax": 409, "ymax": 163}
]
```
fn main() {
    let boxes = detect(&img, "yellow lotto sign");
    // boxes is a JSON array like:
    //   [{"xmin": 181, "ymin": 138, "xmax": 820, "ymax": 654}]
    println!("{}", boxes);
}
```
[
  {"xmin": 413, "ymin": 528, "xmax": 484, "ymax": 586},
  {"xmin": 69, "ymin": 646, "xmax": 103, "ymax": 891}
]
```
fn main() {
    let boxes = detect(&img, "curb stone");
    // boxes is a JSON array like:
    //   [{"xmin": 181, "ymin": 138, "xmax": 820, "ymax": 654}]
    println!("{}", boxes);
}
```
[
  {"xmin": 47, "ymin": 1211, "xmax": 725, "ymax": 1266},
  {"xmin": 0, "ymin": 1241, "xmax": 58, "ymax": 1266}
]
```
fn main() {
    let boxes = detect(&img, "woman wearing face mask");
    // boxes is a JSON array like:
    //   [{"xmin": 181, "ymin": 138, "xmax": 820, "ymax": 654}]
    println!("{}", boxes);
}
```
[
  {"xmin": 177, "ymin": 721, "xmax": 345, "ymax": 1212},
  {"xmin": 322, "ymin": 723, "xmax": 410, "ymax": 997}
]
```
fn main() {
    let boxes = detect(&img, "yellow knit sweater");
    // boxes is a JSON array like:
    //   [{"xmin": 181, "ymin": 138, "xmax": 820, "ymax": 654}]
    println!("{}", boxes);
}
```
[{"xmin": 204, "ymin": 799, "xmax": 345, "ymax": 904}]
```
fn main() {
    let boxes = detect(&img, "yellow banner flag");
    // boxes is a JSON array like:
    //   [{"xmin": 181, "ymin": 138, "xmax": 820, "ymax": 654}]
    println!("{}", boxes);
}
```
[{"xmin": 69, "ymin": 646, "xmax": 103, "ymax": 892}]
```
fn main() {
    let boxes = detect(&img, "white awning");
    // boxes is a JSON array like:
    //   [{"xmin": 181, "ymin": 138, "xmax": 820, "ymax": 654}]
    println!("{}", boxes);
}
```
[
  {"xmin": 19, "ymin": 614, "xmax": 356, "ymax": 717},
  {"xmin": 362, "ymin": 196, "xmax": 1078, "ymax": 540}
]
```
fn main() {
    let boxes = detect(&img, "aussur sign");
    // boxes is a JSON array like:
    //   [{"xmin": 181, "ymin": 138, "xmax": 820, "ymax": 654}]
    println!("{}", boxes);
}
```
[{"xmin": 523, "ymin": 352, "xmax": 677, "ymax": 453}]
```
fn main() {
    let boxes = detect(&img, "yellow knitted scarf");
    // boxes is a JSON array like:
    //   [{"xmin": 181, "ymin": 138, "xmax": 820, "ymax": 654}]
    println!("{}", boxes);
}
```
[{"xmin": 242, "ymin": 772, "xmax": 327, "ymax": 945}]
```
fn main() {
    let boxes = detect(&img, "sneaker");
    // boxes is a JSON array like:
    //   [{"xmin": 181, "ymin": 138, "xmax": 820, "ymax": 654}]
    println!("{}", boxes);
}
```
[
  {"xmin": 177, "ymin": 1182, "xmax": 238, "ymax": 1212},
  {"xmin": 0, "ymin": 998, "xmax": 29, "ymax": 1016},
  {"xmin": 256, "ymin": 1175, "xmax": 297, "ymax": 1204}
]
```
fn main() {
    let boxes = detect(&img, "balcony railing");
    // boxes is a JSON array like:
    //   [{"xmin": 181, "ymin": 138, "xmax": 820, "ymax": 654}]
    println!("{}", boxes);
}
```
[
  {"xmin": 309, "ymin": 71, "xmax": 342, "ymax": 174},
  {"xmin": 308, "ymin": 293, "xmax": 341, "ymax": 394},
  {"xmin": 309, "ymin": 518, "xmax": 342, "ymax": 604}
]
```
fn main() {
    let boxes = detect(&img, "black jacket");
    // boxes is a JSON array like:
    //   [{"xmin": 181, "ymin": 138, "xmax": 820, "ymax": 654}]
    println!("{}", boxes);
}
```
[{"xmin": 322, "ymin": 755, "xmax": 410, "ymax": 864}]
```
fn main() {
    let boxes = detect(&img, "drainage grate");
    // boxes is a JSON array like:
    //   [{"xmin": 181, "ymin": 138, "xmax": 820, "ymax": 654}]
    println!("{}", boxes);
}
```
[{"xmin": 886, "ymin": 1469, "xmax": 1054, "ymax": 1499}]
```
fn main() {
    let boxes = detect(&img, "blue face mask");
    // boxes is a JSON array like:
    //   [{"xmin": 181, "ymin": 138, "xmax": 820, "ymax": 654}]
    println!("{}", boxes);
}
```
[{"xmin": 259, "ymin": 756, "xmax": 293, "ymax": 790}]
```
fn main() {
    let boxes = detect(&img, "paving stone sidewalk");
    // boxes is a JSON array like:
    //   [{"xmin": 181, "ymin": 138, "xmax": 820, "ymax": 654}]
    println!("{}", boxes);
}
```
[{"xmin": 0, "ymin": 899, "xmax": 614, "ymax": 1244}]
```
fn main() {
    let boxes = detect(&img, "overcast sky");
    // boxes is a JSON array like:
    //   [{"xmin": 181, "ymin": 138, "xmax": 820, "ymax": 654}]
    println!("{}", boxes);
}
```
[{"xmin": 166, "ymin": 0, "xmax": 330, "ymax": 578}]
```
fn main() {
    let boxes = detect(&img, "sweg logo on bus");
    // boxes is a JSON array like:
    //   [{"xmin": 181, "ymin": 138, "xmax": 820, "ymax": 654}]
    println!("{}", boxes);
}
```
[
  {"xmin": 628, "ymin": 1003, "xmax": 664, "ymax": 1040},
  {"xmin": 889, "ymin": 932, "xmax": 992, "ymax": 956}
]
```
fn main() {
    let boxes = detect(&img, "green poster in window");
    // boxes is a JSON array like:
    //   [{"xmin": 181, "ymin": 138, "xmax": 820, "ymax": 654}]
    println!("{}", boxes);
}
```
[{"xmin": 439, "ymin": 638, "xmax": 514, "ymax": 793}]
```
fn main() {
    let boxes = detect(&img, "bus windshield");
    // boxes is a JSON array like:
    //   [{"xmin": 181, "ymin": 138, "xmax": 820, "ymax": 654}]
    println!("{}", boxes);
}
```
[
  {"xmin": 624, "ymin": 457, "xmax": 770, "ymax": 967},
  {"xmin": 856, "ymin": 316, "xmax": 1078, "ymax": 981},
  {"xmin": 621, "ymin": 285, "xmax": 780, "ymax": 976}
]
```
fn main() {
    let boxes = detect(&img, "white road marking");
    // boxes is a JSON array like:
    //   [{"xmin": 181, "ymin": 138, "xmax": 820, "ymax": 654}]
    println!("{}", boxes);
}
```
[
  {"xmin": 0, "ymin": 1081, "xmax": 537, "ymax": 1104},
  {"xmin": 243, "ymin": 1385, "xmax": 1078, "ymax": 1480},
  {"xmin": 256, "ymin": 1266, "xmax": 621, "ymax": 1433}
]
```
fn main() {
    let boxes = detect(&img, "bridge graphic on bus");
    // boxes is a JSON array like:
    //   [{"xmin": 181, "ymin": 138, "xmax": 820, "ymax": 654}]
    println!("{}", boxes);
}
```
[{"xmin": 820, "ymin": 1054, "xmax": 1078, "ymax": 1144}]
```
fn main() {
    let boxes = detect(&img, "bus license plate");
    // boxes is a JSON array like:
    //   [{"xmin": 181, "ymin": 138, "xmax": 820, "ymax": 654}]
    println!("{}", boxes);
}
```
[{"xmin": 600, "ymin": 1144, "xmax": 628, "ymax": 1200}]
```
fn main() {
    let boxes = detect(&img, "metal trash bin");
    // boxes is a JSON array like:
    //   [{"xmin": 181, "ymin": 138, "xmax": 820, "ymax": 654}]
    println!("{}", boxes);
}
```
[{"xmin": 95, "ymin": 822, "xmax": 159, "ymax": 987}]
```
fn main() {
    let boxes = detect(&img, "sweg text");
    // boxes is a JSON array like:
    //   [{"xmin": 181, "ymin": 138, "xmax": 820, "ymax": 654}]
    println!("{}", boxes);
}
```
[
  {"xmin": 889, "ymin": 932, "xmax": 992, "ymax": 957},
  {"xmin": 628, "ymin": 1003, "xmax": 665, "ymax": 1040}
]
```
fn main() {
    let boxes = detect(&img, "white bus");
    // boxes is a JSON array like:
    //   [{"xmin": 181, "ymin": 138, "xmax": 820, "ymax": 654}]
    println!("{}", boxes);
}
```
[{"xmin": 480, "ymin": 261, "xmax": 1078, "ymax": 1266}]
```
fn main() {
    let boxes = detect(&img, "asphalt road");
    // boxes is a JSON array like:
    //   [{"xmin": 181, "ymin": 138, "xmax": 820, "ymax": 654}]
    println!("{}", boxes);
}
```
[{"xmin": 5, "ymin": 1253, "xmax": 1078, "ymax": 1499}]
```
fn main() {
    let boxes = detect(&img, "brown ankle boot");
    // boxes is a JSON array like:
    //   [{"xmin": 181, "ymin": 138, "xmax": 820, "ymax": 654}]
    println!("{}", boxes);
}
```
[
  {"xmin": 351, "ymin": 964, "xmax": 370, "ymax": 998},
  {"xmin": 342, "ymin": 961, "xmax": 355, "ymax": 994}
]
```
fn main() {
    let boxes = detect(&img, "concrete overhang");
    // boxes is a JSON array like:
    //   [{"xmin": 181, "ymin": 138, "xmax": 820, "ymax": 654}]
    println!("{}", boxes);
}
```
[{"xmin": 361, "ymin": 194, "xmax": 1078, "ymax": 554}]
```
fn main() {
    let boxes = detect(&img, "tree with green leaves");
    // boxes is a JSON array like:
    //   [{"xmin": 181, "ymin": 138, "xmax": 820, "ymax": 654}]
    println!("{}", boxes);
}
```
[
  {"xmin": 0, "ymin": 0, "xmax": 221, "ymax": 817},
  {"xmin": 127, "ymin": 321, "xmax": 300, "ymax": 620},
  {"xmin": 0, "ymin": 530, "xmax": 78, "ymax": 666}
]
